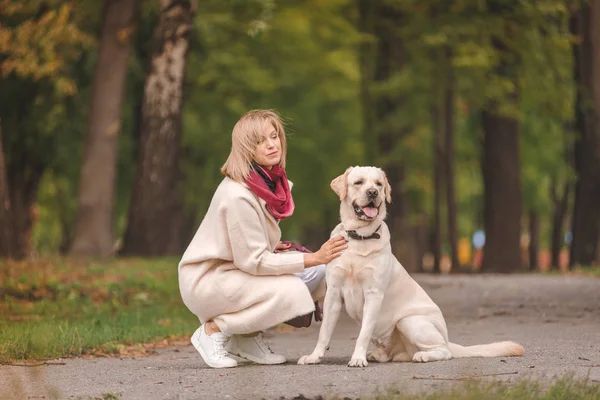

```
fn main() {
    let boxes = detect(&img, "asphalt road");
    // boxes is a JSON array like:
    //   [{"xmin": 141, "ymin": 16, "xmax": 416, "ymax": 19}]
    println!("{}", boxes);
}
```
[{"xmin": 2, "ymin": 274, "xmax": 599, "ymax": 400}]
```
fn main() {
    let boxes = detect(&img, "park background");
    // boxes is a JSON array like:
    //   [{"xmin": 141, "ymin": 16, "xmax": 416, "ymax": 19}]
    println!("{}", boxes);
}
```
[{"xmin": 1, "ymin": 0, "xmax": 600, "ymax": 365}]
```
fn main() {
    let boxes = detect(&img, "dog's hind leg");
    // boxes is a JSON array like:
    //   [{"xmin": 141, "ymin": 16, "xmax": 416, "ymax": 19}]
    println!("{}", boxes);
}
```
[
  {"xmin": 391, "ymin": 352, "xmax": 411, "ymax": 362},
  {"xmin": 367, "ymin": 344, "xmax": 390, "ymax": 363},
  {"xmin": 396, "ymin": 316, "xmax": 452, "ymax": 363},
  {"xmin": 388, "ymin": 329, "xmax": 411, "ymax": 362}
]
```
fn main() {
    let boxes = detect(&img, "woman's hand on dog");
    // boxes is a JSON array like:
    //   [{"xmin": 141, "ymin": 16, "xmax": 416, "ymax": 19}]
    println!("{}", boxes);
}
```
[{"xmin": 304, "ymin": 236, "xmax": 347, "ymax": 268}]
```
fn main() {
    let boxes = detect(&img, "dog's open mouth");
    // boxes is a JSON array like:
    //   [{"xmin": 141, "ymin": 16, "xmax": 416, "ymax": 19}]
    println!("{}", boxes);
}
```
[{"xmin": 353, "ymin": 201, "xmax": 379, "ymax": 220}]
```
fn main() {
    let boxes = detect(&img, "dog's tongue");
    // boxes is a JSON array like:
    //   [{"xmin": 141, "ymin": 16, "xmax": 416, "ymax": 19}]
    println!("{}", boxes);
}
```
[{"xmin": 361, "ymin": 206, "xmax": 378, "ymax": 218}]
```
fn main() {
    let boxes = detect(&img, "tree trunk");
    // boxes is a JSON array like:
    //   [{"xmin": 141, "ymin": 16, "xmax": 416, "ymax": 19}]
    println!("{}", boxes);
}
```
[
  {"xmin": 357, "ymin": 0, "xmax": 377, "ymax": 162},
  {"xmin": 570, "ymin": 0, "xmax": 600, "ymax": 267},
  {"xmin": 369, "ymin": 4, "xmax": 420, "ymax": 271},
  {"xmin": 0, "ymin": 121, "xmax": 12, "ymax": 258},
  {"xmin": 551, "ymin": 181, "xmax": 570, "ymax": 269},
  {"xmin": 357, "ymin": 0, "xmax": 419, "ymax": 270},
  {"xmin": 443, "ymin": 46, "xmax": 459, "ymax": 271},
  {"xmin": 385, "ymin": 168, "xmax": 421, "ymax": 271},
  {"xmin": 481, "ymin": 112, "xmax": 522, "ymax": 272},
  {"xmin": 528, "ymin": 210, "xmax": 539, "ymax": 271},
  {"xmin": 480, "ymin": 6, "xmax": 522, "ymax": 273},
  {"xmin": 69, "ymin": 0, "xmax": 138, "ymax": 257},
  {"xmin": 120, "ymin": 0, "xmax": 194, "ymax": 256},
  {"xmin": 11, "ymin": 175, "xmax": 43, "ymax": 259},
  {"xmin": 0, "ymin": 88, "xmax": 50, "ymax": 260},
  {"xmin": 432, "ymin": 68, "xmax": 443, "ymax": 274}
]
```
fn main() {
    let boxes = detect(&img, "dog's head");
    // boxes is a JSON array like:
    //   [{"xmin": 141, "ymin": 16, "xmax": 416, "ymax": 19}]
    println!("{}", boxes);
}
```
[{"xmin": 330, "ymin": 166, "xmax": 391, "ymax": 227}]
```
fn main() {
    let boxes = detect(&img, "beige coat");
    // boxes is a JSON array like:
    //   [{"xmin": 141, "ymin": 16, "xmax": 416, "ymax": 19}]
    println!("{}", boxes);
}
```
[{"xmin": 178, "ymin": 177, "xmax": 315, "ymax": 334}]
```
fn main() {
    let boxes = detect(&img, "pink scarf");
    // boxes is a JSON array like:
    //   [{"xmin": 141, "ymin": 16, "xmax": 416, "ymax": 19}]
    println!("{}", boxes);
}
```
[{"xmin": 245, "ymin": 165, "xmax": 295, "ymax": 221}]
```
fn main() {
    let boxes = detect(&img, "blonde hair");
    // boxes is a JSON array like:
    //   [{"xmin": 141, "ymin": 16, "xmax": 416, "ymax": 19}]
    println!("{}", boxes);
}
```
[{"xmin": 221, "ymin": 109, "xmax": 288, "ymax": 182}]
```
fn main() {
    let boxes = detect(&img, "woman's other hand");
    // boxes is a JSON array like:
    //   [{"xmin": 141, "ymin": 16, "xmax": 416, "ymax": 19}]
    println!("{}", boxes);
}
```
[{"xmin": 275, "ymin": 242, "xmax": 291, "ymax": 253}]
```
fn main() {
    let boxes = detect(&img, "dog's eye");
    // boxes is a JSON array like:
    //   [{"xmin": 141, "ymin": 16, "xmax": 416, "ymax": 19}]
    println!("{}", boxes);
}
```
[
  {"xmin": 354, "ymin": 180, "xmax": 363, "ymax": 185},
  {"xmin": 375, "ymin": 181, "xmax": 383, "ymax": 187}
]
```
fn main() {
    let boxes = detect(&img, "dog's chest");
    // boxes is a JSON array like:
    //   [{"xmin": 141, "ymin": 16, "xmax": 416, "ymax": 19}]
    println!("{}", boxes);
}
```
[
  {"xmin": 332, "ymin": 254, "xmax": 375, "ymax": 322},
  {"xmin": 334, "ymin": 251, "xmax": 373, "ymax": 285}
]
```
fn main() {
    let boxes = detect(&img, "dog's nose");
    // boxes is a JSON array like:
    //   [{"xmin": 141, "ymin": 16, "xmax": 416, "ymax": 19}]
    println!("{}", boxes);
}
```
[{"xmin": 366, "ymin": 188, "xmax": 378, "ymax": 198}]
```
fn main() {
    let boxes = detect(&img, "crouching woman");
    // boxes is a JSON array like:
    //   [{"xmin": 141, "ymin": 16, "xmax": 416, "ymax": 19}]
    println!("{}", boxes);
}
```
[{"xmin": 178, "ymin": 109, "xmax": 347, "ymax": 368}]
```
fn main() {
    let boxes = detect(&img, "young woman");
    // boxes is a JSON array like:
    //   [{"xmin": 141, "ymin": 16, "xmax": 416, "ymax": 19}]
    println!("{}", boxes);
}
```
[{"xmin": 178, "ymin": 109, "xmax": 347, "ymax": 368}]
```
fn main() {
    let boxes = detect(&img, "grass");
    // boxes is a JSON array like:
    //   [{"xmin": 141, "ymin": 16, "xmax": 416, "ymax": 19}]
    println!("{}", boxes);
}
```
[
  {"xmin": 0, "ymin": 257, "xmax": 198, "ymax": 362},
  {"xmin": 573, "ymin": 266, "xmax": 600, "ymax": 277},
  {"xmin": 541, "ymin": 265, "xmax": 600, "ymax": 277},
  {"xmin": 371, "ymin": 375, "xmax": 600, "ymax": 400},
  {"xmin": 273, "ymin": 375, "xmax": 600, "ymax": 399}
]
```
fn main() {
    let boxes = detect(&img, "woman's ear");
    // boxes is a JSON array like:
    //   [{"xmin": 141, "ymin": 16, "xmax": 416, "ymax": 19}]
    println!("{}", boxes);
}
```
[
  {"xmin": 330, "ymin": 167, "xmax": 352, "ymax": 200},
  {"xmin": 382, "ymin": 169, "xmax": 392, "ymax": 203}
]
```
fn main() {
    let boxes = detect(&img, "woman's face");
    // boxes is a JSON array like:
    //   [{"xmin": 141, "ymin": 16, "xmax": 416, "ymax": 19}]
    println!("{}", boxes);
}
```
[{"xmin": 254, "ymin": 122, "xmax": 281, "ymax": 169}]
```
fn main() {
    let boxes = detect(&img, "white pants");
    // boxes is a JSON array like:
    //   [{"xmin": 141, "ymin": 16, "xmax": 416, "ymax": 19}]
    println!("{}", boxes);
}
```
[{"xmin": 295, "ymin": 264, "xmax": 326, "ymax": 293}]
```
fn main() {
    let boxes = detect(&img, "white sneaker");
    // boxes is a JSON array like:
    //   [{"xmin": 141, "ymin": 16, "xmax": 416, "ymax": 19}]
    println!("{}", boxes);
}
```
[
  {"xmin": 191, "ymin": 326, "xmax": 237, "ymax": 368},
  {"xmin": 226, "ymin": 332, "xmax": 286, "ymax": 365}
]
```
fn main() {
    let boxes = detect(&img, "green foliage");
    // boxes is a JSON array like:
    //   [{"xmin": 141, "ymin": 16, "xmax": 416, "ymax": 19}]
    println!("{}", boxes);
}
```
[
  {"xmin": 0, "ymin": 0, "xmax": 98, "ymax": 257},
  {"xmin": 182, "ymin": 0, "xmax": 363, "ymax": 243},
  {"xmin": 7, "ymin": 0, "xmax": 576, "ymax": 257},
  {"xmin": 380, "ymin": 0, "xmax": 575, "ymax": 245},
  {"xmin": 0, "ymin": 0, "xmax": 95, "ymax": 94}
]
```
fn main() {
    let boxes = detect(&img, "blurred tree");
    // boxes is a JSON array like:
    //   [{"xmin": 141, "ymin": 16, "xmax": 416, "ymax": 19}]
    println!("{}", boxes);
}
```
[
  {"xmin": 570, "ymin": 0, "xmax": 600, "ymax": 267},
  {"xmin": 528, "ymin": 210, "xmax": 539, "ymax": 270},
  {"xmin": 70, "ymin": 0, "xmax": 138, "ymax": 257},
  {"xmin": 358, "ymin": 0, "xmax": 423, "ymax": 271},
  {"xmin": 181, "ymin": 0, "xmax": 362, "ymax": 251},
  {"xmin": 432, "ymin": 45, "xmax": 458, "ymax": 273},
  {"xmin": 432, "ymin": 71, "xmax": 443, "ymax": 273},
  {"xmin": 443, "ymin": 46, "xmax": 459, "ymax": 271},
  {"xmin": 121, "ymin": 0, "xmax": 195, "ymax": 256},
  {"xmin": 517, "ymin": 2, "xmax": 574, "ymax": 270},
  {"xmin": 0, "ymin": 122, "xmax": 10, "ymax": 256},
  {"xmin": 0, "ymin": 0, "xmax": 581, "ymax": 269},
  {"xmin": 0, "ymin": 0, "xmax": 93, "ymax": 258},
  {"xmin": 480, "ymin": 1, "xmax": 523, "ymax": 273},
  {"xmin": 551, "ymin": 180, "xmax": 570, "ymax": 268}
]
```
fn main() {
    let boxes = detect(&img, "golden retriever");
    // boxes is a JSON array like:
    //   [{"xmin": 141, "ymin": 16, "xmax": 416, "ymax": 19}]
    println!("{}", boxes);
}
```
[{"xmin": 298, "ymin": 166, "xmax": 524, "ymax": 367}]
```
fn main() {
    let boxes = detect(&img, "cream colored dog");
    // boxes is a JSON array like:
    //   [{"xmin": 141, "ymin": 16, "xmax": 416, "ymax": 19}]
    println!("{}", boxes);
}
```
[{"xmin": 298, "ymin": 166, "xmax": 524, "ymax": 367}]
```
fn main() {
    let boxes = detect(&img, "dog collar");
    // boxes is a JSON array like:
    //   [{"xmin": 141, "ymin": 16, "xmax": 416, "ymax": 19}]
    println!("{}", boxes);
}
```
[{"xmin": 346, "ymin": 224, "xmax": 382, "ymax": 240}]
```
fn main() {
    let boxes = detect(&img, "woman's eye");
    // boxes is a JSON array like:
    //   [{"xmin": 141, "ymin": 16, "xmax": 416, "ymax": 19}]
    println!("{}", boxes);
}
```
[{"xmin": 354, "ymin": 181, "xmax": 363, "ymax": 185}]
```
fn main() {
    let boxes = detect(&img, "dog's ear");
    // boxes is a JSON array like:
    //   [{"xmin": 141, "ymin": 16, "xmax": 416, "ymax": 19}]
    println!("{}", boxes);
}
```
[
  {"xmin": 382, "ymin": 169, "xmax": 392, "ymax": 203},
  {"xmin": 330, "ymin": 167, "xmax": 352, "ymax": 200}
]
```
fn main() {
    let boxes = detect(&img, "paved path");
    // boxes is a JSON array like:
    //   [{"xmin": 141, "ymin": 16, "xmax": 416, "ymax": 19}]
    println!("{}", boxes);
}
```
[{"xmin": 2, "ymin": 274, "xmax": 600, "ymax": 400}]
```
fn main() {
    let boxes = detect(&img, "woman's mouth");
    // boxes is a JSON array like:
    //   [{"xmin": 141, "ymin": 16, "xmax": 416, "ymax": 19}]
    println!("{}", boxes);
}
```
[{"xmin": 267, "ymin": 151, "xmax": 279, "ymax": 157}]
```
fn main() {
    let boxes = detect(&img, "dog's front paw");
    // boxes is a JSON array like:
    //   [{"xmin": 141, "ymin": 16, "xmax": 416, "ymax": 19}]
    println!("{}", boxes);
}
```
[
  {"xmin": 298, "ymin": 354, "xmax": 322, "ymax": 365},
  {"xmin": 348, "ymin": 357, "xmax": 368, "ymax": 367}
]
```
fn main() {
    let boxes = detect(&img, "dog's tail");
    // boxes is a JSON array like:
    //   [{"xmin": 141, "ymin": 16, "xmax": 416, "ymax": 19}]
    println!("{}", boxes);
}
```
[{"xmin": 448, "ymin": 341, "xmax": 524, "ymax": 358}]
